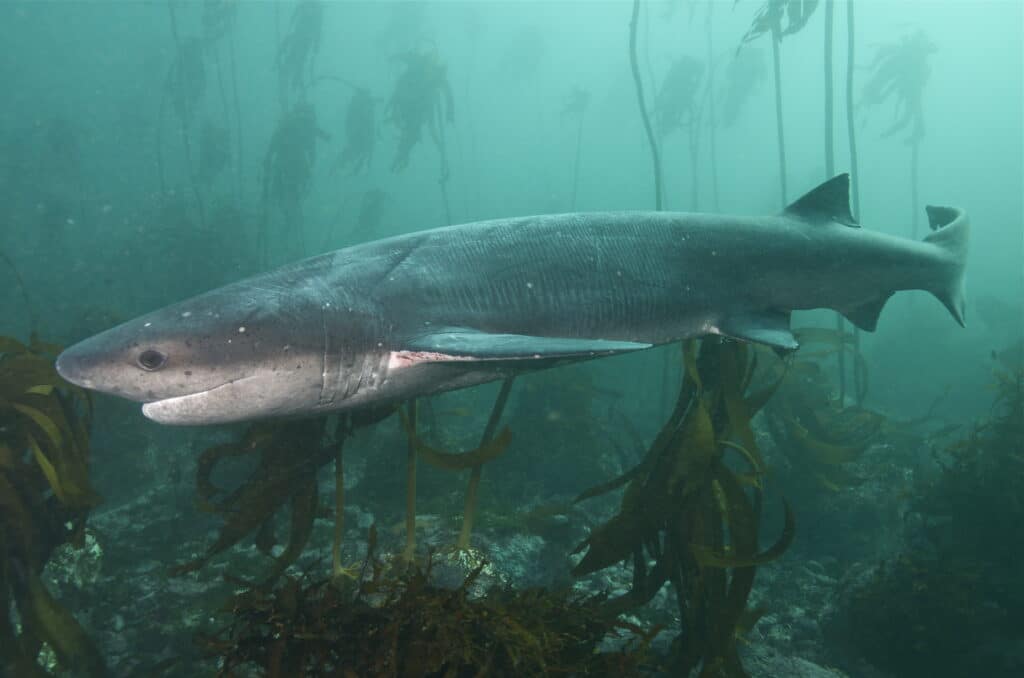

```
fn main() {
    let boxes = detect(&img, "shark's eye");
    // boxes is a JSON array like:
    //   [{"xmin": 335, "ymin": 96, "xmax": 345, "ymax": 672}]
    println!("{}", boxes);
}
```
[{"xmin": 137, "ymin": 349, "xmax": 167, "ymax": 371}]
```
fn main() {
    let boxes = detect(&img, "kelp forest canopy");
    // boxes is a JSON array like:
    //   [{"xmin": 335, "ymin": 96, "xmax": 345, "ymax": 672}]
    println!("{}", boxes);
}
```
[{"xmin": 0, "ymin": 1, "xmax": 1021, "ymax": 677}]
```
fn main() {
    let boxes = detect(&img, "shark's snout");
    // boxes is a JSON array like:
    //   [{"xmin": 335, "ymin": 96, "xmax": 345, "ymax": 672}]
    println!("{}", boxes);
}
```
[{"xmin": 55, "ymin": 345, "xmax": 94, "ymax": 389}]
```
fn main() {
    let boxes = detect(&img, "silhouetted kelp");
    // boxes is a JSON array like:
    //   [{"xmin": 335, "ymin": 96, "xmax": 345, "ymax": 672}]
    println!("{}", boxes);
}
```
[
  {"xmin": 861, "ymin": 29, "xmax": 937, "ymax": 239},
  {"xmin": 260, "ymin": 103, "xmax": 329, "ymax": 263},
  {"xmin": 201, "ymin": 531, "xmax": 655, "ymax": 677},
  {"xmin": 334, "ymin": 86, "xmax": 377, "ymax": 175},
  {"xmin": 654, "ymin": 56, "xmax": 704, "ymax": 138},
  {"xmin": 198, "ymin": 119, "xmax": 231, "ymax": 184},
  {"xmin": 276, "ymin": 1, "xmax": 324, "ymax": 107},
  {"xmin": 573, "ymin": 339, "xmax": 794, "ymax": 677},
  {"xmin": 0, "ymin": 335, "xmax": 105, "ymax": 676},
  {"xmin": 839, "ymin": 349, "xmax": 1024, "ymax": 677},
  {"xmin": 719, "ymin": 47, "xmax": 765, "ymax": 128},
  {"xmin": 385, "ymin": 47, "xmax": 455, "ymax": 223},
  {"xmin": 739, "ymin": 0, "xmax": 821, "ymax": 45},
  {"xmin": 737, "ymin": 0, "xmax": 821, "ymax": 207},
  {"xmin": 563, "ymin": 87, "xmax": 590, "ymax": 210},
  {"xmin": 861, "ymin": 30, "xmax": 936, "ymax": 143},
  {"xmin": 385, "ymin": 48, "xmax": 454, "ymax": 173}
]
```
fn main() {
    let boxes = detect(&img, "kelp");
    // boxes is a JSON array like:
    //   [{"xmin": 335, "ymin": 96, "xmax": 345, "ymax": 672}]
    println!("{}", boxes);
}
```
[
  {"xmin": 198, "ymin": 119, "xmax": 231, "ymax": 184},
  {"xmin": 201, "ymin": 533, "xmax": 655, "ymax": 677},
  {"xmin": 914, "ymin": 350, "xmax": 1024, "ymax": 570},
  {"xmin": 165, "ymin": 36, "xmax": 207, "ymax": 125},
  {"xmin": 0, "ymin": 335, "xmax": 105, "ymax": 676},
  {"xmin": 173, "ymin": 408, "xmax": 393, "ymax": 586},
  {"xmin": 719, "ymin": 47, "xmax": 766, "ymax": 128},
  {"xmin": 355, "ymin": 188, "xmax": 387, "ymax": 236},
  {"xmin": 564, "ymin": 86, "xmax": 591, "ymax": 210},
  {"xmin": 172, "ymin": 419, "xmax": 330, "ymax": 585},
  {"xmin": 202, "ymin": 0, "xmax": 237, "ymax": 46},
  {"xmin": 861, "ymin": 30, "xmax": 936, "ymax": 142},
  {"xmin": 654, "ymin": 56, "xmax": 704, "ymax": 137},
  {"xmin": 385, "ymin": 48, "xmax": 454, "ymax": 173},
  {"xmin": 843, "ymin": 352, "xmax": 1024, "ymax": 676},
  {"xmin": 573, "ymin": 339, "xmax": 793, "ymax": 677},
  {"xmin": 762, "ymin": 328, "xmax": 880, "ymax": 492},
  {"xmin": 277, "ymin": 0, "xmax": 323, "ymax": 103},
  {"xmin": 260, "ymin": 102, "xmax": 329, "ymax": 262},
  {"xmin": 263, "ymin": 103, "xmax": 326, "ymax": 213},
  {"xmin": 397, "ymin": 379, "xmax": 515, "ymax": 552},
  {"xmin": 563, "ymin": 86, "xmax": 591, "ymax": 117},
  {"xmin": 334, "ymin": 86, "xmax": 377, "ymax": 175},
  {"xmin": 739, "ymin": 0, "xmax": 820, "ymax": 44}
]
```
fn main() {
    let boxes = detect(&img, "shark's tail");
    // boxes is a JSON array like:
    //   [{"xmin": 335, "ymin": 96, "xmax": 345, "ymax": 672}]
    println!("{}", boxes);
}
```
[{"xmin": 922, "ymin": 205, "xmax": 969, "ymax": 327}]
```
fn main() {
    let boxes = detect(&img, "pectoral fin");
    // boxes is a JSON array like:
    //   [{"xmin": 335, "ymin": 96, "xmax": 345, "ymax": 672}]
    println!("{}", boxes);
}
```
[
  {"xmin": 718, "ymin": 311, "xmax": 799, "ymax": 352},
  {"xmin": 404, "ymin": 329, "xmax": 652, "ymax": 361},
  {"xmin": 840, "ymin": 293, "xmax": 893, "ymax": 331}
]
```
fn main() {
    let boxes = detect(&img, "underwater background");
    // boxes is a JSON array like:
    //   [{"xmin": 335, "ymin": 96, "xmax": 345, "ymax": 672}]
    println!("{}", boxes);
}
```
[{"xmin": 0, "ymin": 1, "xmax": 1021, "ymax": 676}]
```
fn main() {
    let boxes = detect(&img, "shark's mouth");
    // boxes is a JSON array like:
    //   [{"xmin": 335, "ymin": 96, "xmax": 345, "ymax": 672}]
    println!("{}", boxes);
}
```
[{"xmin": 141, "ymin": 375, "xmax": 262, "ymax": 425}]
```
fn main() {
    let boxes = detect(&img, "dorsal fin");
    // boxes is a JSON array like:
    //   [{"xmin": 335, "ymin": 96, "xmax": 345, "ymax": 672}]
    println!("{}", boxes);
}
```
[{"xmin": 783, "ymin": 174, "xmax": 858, "ymax": 227}]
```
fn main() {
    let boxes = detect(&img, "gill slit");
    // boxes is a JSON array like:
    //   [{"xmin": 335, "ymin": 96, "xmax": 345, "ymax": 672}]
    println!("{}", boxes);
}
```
[{"xmin": 318, "ymin": 300, "xmax": 330, "ymax": 406}]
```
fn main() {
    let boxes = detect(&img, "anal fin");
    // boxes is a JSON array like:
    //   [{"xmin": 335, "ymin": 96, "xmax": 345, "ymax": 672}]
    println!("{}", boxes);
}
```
[{"xmin": 840, "ymin": 293, "xmax": 893, "ymax": 332}]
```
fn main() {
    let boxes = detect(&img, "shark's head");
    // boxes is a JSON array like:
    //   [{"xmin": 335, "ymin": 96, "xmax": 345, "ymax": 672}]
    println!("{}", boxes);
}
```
[{"xmin": 56, "ymin": 280, "xmax": 331, "ymax": 425}]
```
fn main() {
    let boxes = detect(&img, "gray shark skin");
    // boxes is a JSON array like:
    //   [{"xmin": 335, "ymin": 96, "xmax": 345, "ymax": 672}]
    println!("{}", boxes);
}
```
[{"xmin": 55, "ymin": 175, "xmax": 969, "ymax": 425}]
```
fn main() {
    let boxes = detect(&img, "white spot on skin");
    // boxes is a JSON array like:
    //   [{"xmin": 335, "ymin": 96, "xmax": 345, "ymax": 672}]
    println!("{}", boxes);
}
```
[
  {"xmin": 144, "ymin": 322, "xmax": 152, "ymax": 327},
  {"xmin": 238, "ymin": 326, "xmax": 246, "ymax": 333},
  {"xmin": 616, "ymin": 270, "xmax": 622, "ymax": 277},
  {"xmin": 181, "ymin": 311, "xmax": 192, "ymax": 318},
  {"xmin": 526, "ymin": 281, "xmax": 533, "ymax": 289}
]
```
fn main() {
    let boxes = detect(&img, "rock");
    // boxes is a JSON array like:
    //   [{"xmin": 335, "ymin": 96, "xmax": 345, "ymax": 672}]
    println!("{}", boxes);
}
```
[{"xmin": 744, "ymin": 643, "xmax": 851, "ymax": 678}]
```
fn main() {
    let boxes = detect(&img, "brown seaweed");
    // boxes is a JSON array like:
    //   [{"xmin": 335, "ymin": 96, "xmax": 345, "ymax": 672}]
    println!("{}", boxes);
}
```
[
  {"xmin": 202, "ymin": 535, "xmax": 655, "ymax": 677},
  {"xmin": 0, "ymin": 336, "xmax": 105, "ymax": 676},
  {"xmin": 573, "ymin": 339, "xmax": 793, "ymax": 676}
]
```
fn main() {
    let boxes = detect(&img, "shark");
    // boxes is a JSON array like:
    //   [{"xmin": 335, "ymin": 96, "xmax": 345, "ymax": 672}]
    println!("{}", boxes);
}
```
[{"xmin": 55, "ymin": 174, "xmax": 969, "ymax": 425}]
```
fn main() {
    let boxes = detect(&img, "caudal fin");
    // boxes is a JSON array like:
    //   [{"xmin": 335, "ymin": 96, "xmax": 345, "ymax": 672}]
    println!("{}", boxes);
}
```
[{"xmin": 922, "ymin": 205, "xmax": 969, "ymax": 326}]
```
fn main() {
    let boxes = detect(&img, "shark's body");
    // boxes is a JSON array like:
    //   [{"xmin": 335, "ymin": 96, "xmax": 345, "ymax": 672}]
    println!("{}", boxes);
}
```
[{"xmin": 56, "ymin": 175, "xmax": 969, "ymax": 425}]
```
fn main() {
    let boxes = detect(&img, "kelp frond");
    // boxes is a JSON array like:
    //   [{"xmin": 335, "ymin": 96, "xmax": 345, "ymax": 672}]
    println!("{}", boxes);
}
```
[
  {"xmin": 573, "ymin": 339, "xmax": 793, "ymax": 676},
  {"xmin": 0, "ymin": 335, "xmax": 105, "ymax": 676}
]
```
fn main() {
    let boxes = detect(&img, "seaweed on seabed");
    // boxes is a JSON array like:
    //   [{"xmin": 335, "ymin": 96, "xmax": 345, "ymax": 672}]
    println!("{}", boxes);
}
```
[
  {"xmin": 171, "ymin": 407, "xmax": 393, "ymax": 587},
  {"xmin": 573, "ymin": 339, "xmax": 794, "ymax": 677},
  {"xmin": 201, "ymin": 527, "xmax": 657, "ymax": 677},
  {"xmin": 761, "ymin": 327, "xmax": 881, "ymax": 493},
  {"xmin": 840, "ymin": 349, "xmax": 1024, "ymax": 677},
  {"xmin": 0, "ymin": 335, "xmax": 106, "ymax": 677}
]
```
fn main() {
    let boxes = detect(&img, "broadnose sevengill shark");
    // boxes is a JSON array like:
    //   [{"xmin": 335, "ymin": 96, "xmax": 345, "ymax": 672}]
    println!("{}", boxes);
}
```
[{"xmin": 55, "ymin": 175, "xmax": 969, "ymax": 425}]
